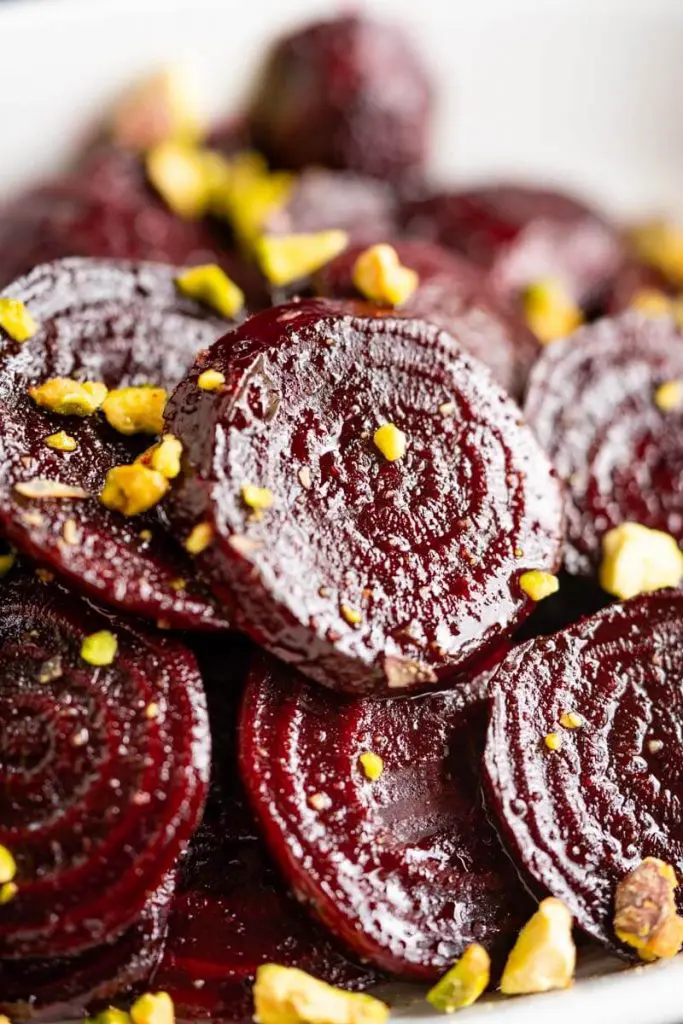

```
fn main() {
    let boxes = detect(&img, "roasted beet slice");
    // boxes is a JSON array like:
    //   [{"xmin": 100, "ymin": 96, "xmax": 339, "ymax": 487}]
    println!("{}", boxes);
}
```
[
  {"xmin": 402, "ymin": 185, "xmax": 623, "ymax": 306},
  {"xmin": 524, "ymin": 311, "xmax": 683, "ymax": 576},
  {"xmin": 0, "ymin": 874, "xmax": 174, "ymax": 1022},
  {"xmin": 0, "ymin": 572, "xmax": 210, "ymax": 959},
  {"xmin": 247, "ymin": 15, "xmax": 432, "ymax": 182},
  {"xmin": 0, "ymin": 257, "xmax": 234, "ymax": 628},
  {"xmin": 238, "ymin": 657, "xmax": 533, "ymax": 979},
  {"xmin": 165, "ymin": 298, "xmax": 563, "ymax": 693},
  {"xmin": 315, "ymin": 240, "xmax": 539, "ymax": 398},
  {"xmin": 483, "ymin": 591, "xmax": 683, "ymax": 954}
]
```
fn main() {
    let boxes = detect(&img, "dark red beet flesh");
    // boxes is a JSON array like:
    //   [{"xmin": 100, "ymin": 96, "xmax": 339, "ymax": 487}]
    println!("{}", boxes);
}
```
[
  {"xmin": 0, "ymin": 874, "xmax": 174, "ymax": 1022},
  {"xmin": 524, "ymin": 311, "xmax": 683, "ymax": 576},
  {"xmin": 247, "ymin": 15, "xmax": 432, "ymax": 182},
  {"xmin": 483, "ymin": 591, "xmax": 683, "ymax": 954},
  {"xmin": 165, "ymin": 298, "xmax": 563, "ymax": 694},
  {"xmin": 315, "ymin": 240, "xmax": 539, "ymax": 399},
  {"xmin": 238, "ymin": 657, "xmax": 533, "ymax": 979},
  {"xmin": 0, "ymin": 571, "xmax": 210, "ymax": 959},
  {"xmin": 0, "ymin": 257, "xmax": 234, "ymax": 628},
  {"xmin": 402, "ymin": 185, "xmax": 623, "ymax": 306}
]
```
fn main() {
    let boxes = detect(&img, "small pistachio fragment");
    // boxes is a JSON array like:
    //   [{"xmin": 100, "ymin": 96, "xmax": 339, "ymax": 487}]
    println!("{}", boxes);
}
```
[
  {"xmin": 519, "ymin": 570, "xmax": 559, "ymax": 602},
  {"xmin": 654, "ymin": 379, "xmax": 683, "ymax": 413},
  {"xmin": 130, "ymin": 991, "xmax": 175, "ymax": 1024},
  {"xmin": 352, "ymin": 244, "xmax": 419, "ymax": 307},
  {"xmin": 29, "ymin": 378, "xmax": 108, "ymax": 416},
  {"xmin": 14, "ymin": 479, "xmax": 89, "ymax": 500},
  {"xmin": 426, "ymin": 943, "xmax": 490, "ymax": 1013},
  {"xmin": 340, "ymin": 604, "xmax": 362, "ymax": 627},
  {"xmin": 81, "ymin": 630, "xmax": 118, "ymax": 667},
  {"xmin": 544, "ymin": 732, "xmax": 562, "ymax": 752},
  {"xmin": 359, "ymin": 751, "xmax": 384, "ymax": 781},
  {"xmin": 86, "ymin": 1009, "xmax": 131, "ymax": 1024},
  {"xmin": 44, "ymin": 430, "xmax": 78, "ymax": 452},
  {"xmin": 599, "ymin": 522, "xmax": 683, "ymax": 600},
  {"xmin": 0, "ymin": 548, "xmax": 16, "ymax": 578},
  {"xmin": 630, "ymin": 288, "xmax": 674, "ymax": 317},
  {"xmin": 0, "ymin": 883, "xmax": 17, "ymax": 905},
  {"xmin": 102, "ymin": 386, "xmax": 167, "ymax": 436},
  {"xmin": 146, "ymin": 141, "xmax": 211, "ymax": 220},
  {"xmin": 253, "ymin": 964, "xmax": 389, "ymax": 1024},
  {"xmin": 373, "ymin": 422, "xmax": 406, "ymax": 462},
  {"xmin": 523, "ymin": 279, "xmax": 583, "ymax": 345},
  {"xmin": 176, "ymin": 264, "xmax": 245, "ymax": 319},
  {"xmin": 197, "ymin": 368, "xmax": 226, "ymax": 391},
  {"xmin": 0, "ymin": 845, "xmax": 17, "ymax": 885},
  {"xmin": 219, "ymin": 160, "xmax": 292, "ymax": 247},
  {"xmin": 112, "ymin": 67, "xmax": 202, "ymax": 150},
  {"xmin": 0, "ymin": 297, "xmax": 38, "ymax": 342},
  {"xmin": 256, "ymin": 231, "xmax": 349, "ymax": 287},
  {"xmin": 138, "ymin": 434, "xmax": 183, "ymax": 480},
  {"xmin": 100, "ymin": 464, "xmax": 169, "ymax": 516},
  {"xmin": 559, "ymin": 710, "xmax": 583, "ymax": 730},
  {"xmin": 614, "ymin": 857, "xmax": 683, "ymax": 961},
  {"xmin": 630, "ymin": 220, "xmax": 683, "ymax": 287},
  {"xmin": 185, "ymin": 521, "xmax": 214, "ymax": 555},
  {"xmin": 242, "ymin": 483, "xmax": 274, "ymax": 511},
  {"xmin": 500, "ymin": 898, "xmax": 576, "ymax": 995}
]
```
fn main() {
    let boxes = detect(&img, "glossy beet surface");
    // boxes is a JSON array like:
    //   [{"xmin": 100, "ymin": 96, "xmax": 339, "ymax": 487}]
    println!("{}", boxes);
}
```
[
  {"xmin": 524, "ymin": 311, "xmax": 683, "ymax": 575},
  {"xmin": 315, "ymin": 240, "xmax": 540, "ymax": 399},
  {"xmin": 239, "ymin": 657, "xmax": 533, "ymax": 978},
  {"xmin": 0, "ymin": 258, "xmax": 233, "ymax": 628},
  {"xmin": 402, "ymin": 185, "xmax": 623, "ymax": 305},
  {"xmin": 165, "ymin": 298, "xmax": 564, "ymax": 693},
  {"xmin": 483, "ymin": 591, "xmax": 683, "ymax": 953},
  {"xmin": 0, "ymin": 874, "xmax": 174, "ymax": 1022},
  {"xmin": 247, "ymin": 15, "xmax": 432, "ymax": 181},
  {"xmin": 0, "ymin": 571, "xmax": 210, "ymax": 959}
]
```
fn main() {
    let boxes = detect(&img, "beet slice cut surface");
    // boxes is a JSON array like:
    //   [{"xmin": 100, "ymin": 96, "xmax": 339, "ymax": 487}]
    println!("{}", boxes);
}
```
[
  {"xmin": 165, "ymin": 297, "xmax": 563, "ymax": 693},
  {"xmin": 524, "ymin": 311, "xmax": 683, "ymax": 576},
  {"xmin": 483, "ymin": 591, "xmax": 683, "ymax": 954},
  {"xmin": 0, "ymin": 572, "xmax": 210, "ymax": 959},
  {"xmin": 0, "ymin": 257, "xmax": 234, "ymax": 628},
  {"xmin": 238, "ymin": 656, "xmax": 533, "ymax": 979},
  {"xmin": 315, "ymin": 240, "xmax": 539, "ymax": 398}
]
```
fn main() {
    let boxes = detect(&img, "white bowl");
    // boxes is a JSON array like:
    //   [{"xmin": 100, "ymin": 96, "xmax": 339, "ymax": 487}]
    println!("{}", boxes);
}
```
[{"xmin": 0, "ymin": 1, "xmax": 681, "ymax": 1021}]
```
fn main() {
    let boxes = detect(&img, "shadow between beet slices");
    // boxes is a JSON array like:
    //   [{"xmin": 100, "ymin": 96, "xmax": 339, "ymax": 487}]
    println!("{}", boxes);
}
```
[
  {"xmin": 0, "ymin": 571, "xmax": 210, "ymax": 959},
  {"xmin": 483, "ymin": 590, "xmax": 683, "ymax": 955},
  {"xmin": 0, "ymin": 257, "xmax": 235, "ymax": 628},
  {"xmin": 165, "ymin": 297, "xmax": 564, "ymax": 694}
]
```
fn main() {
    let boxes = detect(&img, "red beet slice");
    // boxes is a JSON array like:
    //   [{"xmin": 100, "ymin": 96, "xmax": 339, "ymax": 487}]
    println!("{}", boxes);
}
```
[
  {"xmin": 402, "ymin": 185, "xmax": 623, "ymax": 306},
  {"xmin": 483, "ymin": 591, "xmax": 683, "ymax": 954},
  {"xmin": 315, "ymin": 240, "xmax": 539, "ymax": 398},
  {"xmin": 0, "ymin": 874, "xmax": 175, "ymax": 1022},
  {"xmin": 247, "ymin": 15, "xmax": 432, "ymax": 182},
  {"xmin": 165, "ymin": 297, "xmax": 563, "ymax": 693},
  {"xmin": 238, "ymin": 656, "xmax": 533, "ymax": 979},
  {"xmin": 0, "ymin": 571, "xmax": 209, "ymax": 959},
  {"xmin": 0, "ymin": 257, "xmax": 234, "ymax": 628},
  {"xmin": 524, "ymin": 311, "xmax": 683, "ymax": 576}
]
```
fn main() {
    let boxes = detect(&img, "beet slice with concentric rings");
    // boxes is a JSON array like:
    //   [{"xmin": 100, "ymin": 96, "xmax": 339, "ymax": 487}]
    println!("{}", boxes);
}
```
[
  {"xmin": 315, "ymin": 240, "xmax": 539, "ymax": 399},
  {"xmin": 483, "ymin": 591, "xmax": 683, "ymax": 954},
  {"xmin": 238, "ymin": 656, "xmax": 534, "ymax": 979},
  {"xmin": 0, "ymin": 873, "xmax": 175, "ymax": 1022},
  {"xmin": 0, "ymin": 257, "xmax": 235, "ymax": 628},
  {"xmin": 0, "ymin": 571, "xmax": 210, "ymax": 959},
  {"xmin": 524, "ymin": 311, "xmax": 683, "ymax": 576},
  {"xmin": 165, "ymin": 297, "xmax": 563, "ymax": 693}
]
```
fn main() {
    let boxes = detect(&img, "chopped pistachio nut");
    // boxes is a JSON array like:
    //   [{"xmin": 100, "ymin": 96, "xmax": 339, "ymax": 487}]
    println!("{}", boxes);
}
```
[
  {"xmin": 523, "ymin": 279, "xmax": 583, "ymax": 345},
  {"xmin": 185, "ymin": 521, "xmax": 214, "ymax": 554},
  {"xmin": 373, "ymin": 423, "xmax": 406, "ymax": 462},
  {"xmin": 29, "ymin": 378, "xmax": 108, "ymax": 416},
  {"xmin": 0, "ymin": 845, "xmax": 16, "ymax": 885},
  {"xmin": 100, "ymin": 464, "xmax": 169, "ymax": 516},
  {"xmin": 352, "ymin": 244, "xmax": 419, "ymax": 307},
  {"xmin": 253, "ymin": 964, "xmax": 389, "ymax": 1024},
  {"xmin": 0, "ymin": 548, "xmax": 15, "ymax": 578},
  {"xmin": 112, "ymin": 67, "xmax": 202, "ymax": 150},
  {"xmin": 81, "ymin": 630, "xmax": 118, "ymax": 667},
  {"xmin": 615, "ymin": 858, "xmax": 683, "ymax": 961},
  {"xmin": 222, "ymin": 163, "xmax": 293, "ymax": 247},
  {"xmin": 146, "ymin": 141, "xmax": 211, "ymax": 220},
  {"xmin": 426, "ymin": 943, "xmax": 491, "ymax": 1013},
  {"xmin": 130, "ymin": 992, "xmax": 175, "ymax": 1024},
  {"xmin": 654, "ymin": 379, "xmax": 683, "ymax": 413},
  {"xmin": 86, "ymin": 1009, "xmax": 132, "ymax": 1024},
  {"xmin": 102, "ymin": 386, "xmax": 167, "ymax": 436},
  {"xmin": 176, "ymin": 264, "xmax": 245, "ymax": 319},
  {"xmin": 0, "ymin": 297, "xmax": 38, "ymax": 342},
  {"xmin": 138, "ymin": 434, "xmax": 183, "ymax": 480},
  {"xmin": 359, "ymin": 751, "xmax": 384, "ymax": 781},
  {"xmin": 559, "ymin": 711, "xmax": 584, "ymax": 730},
  {"xmin": 519, "ymin": 570, "xmax": 559, "ymax": 602},
  {"xmin": 62, "ymin": 518, "xmax": 79, "ymax": 545},
  {"xmin": 340, "ymin": 605, "xmax": 362, "ymax": 627},
  {"xmin": 500, "ymin": 898, "xmax": 576, "ymax": 995},
  {"xmin": 14, "ymin": 479, "xmax": 89, "ymax": 500},
  {"xmin": 256, "ymin": 230, "xmax": 349, "ymax": 287},
  {"xmin": 197, "ymin": 368, "xmax": 226, "ymax": 391},
  {"xmin": 599, "ymin": 522, "xmax": 683, "ymax": 600},
  {"xmin": 44, "ymin": 430, "xmax": 78, "ymax": 452},
  {"xmin": 0, "ymin": 882, "xmax": 17, "ymax": 905},
  {"xmin": 544, "ymin": 732, "xmax": 562, "ymax": 752},
  {"xmin": 630, "ymin": 220, "xmax": 683, "ymax": 287},
  {"xmin": 242, "ymin": 483, "xmax": 274, "ymax": 511},
  {"xmin": 630, "ymin": 288, "xmax": 674, "ymax": 316}
]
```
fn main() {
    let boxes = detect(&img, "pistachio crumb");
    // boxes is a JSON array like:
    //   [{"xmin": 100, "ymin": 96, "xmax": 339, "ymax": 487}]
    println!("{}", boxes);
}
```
[
  {"xmin": 0, "ymin": 845, "xmax": 17, "ymax": 885},
  {"xmin": 100, "ymin": 464, "xmax": 169, "ymax": 516},
  {"xmin": 138, "ymin": 434, "xmax": 183, "ymax": 480},
  {"xmin": 35, "ymin": 568, "xmax": 54, "ymax": 584},
  {"xmin": 170, "ymin": 578, "xmax": 186, "ymax": 592},
  {"xmin": 130, "ymin": 991, "xmax": 175, "ymax": 1024},
  {"xmin": 359, "ymin": 751, "xmax": 384, "ymax": 781},
  {"xmin": 256, "ymin": 230, "xmax": 349, "ymax": 287},
  {"xmin": 62, "ymin": 518, "xmax": 79, "ymax": 545},
  {"xmin": 501, "ymin": 898, "xmax": 575, "ymax": 994},
  {"xmin": 37, "ymin": 655, "xmax": 63, "ymax": 684},
  {"xmin": 176, "ymin": 265, "xmax": 245, "ymax": 319},
  {"xmin": 44, "ymin": 430, "xmax": 78, "ymax": 452},
  {"xmin": 112, "ymin": 67, "xmax": 202, "ymax": 150},
  {"xmin": 630, "ymin": 220, "xmax": 683, "ymax": 287},
  {"xmin": 630, "ymin": 288, "xmax": 674, "ymax": 316},
  {"xmin": 139, "ymin": 529, "xmax": 153, "ymax": 543},
  {"xmin": 559, "ymin": 711, "xmax": 583, "ymax": 730},
  {"xmin": 14, "ymin": 479, "xmax": 89, "ymax": 500},
  {"xmin": 438, "ymin": 400, "xmax": 456, "ymax": 417},
  {"xmin": 544, "ymin": 732, "xmax": 562, "ymax": 751},
  {"xmin": 0, "ymin": 882, "xmax": 17, "ymax": 905},
  {"xmin": 102, "ymin": 386, "xmax": 167, "ymax": 436},
  {"xmin": 523, "ymin": 279, "xmax": 583, "ymax": 344},
  {"xmin": 519, "ymin": 570, "xmax": 559, "ymax": 602},
  {"xmin": 373, "ymin": 422, "xmax": 407, "ymax": 462},
  {"xmin": 185, "ymin": 522, "xmax": 214, "ymax": 555},
  {"xmin": 29, "ymin": 378, "xmax": 108, "ymax": 416},
  {"xmin": 146, "ymin": 140, "xmax": 211, "ymax": 220},
  {"xmin": 0, "ymin": 549, "xmax": 16, "ymax": 578},
  {"xmin": 0, "ymin": 297, "xmax": 38, "ymax": 342},
  {"xmin": 600, "ymin": 522, "xmax": 683, "ymax": 600},
  {"xmin": 426, "ymin": 943, "xmax": 490, "ymax": 1013},
  {"xmin": 253, "ymin": 964, "xmax": 389, "ymax": 1024},
  {"xmin": 654, "ymin": 379, "xmax": 683, "ymax": 413},
  {"xmin": 648, "ymin": 738, "xmax": 664, "ymax": 754},
  {"xmin": 81, "ymin": 630, "xmax": 118, "ymax": 667},
  {"xmin": 352, "ymin": 244, "xmax": 419, "ymax": 307},
  {"xmin": 197, "ymin": 368, "xmax": 226, "ymax": 391},
  {"xmin": 145, "ymin": 702, "xmax": 160, "ymax": 720},
  {"xmin": 241, "ymin": 483, "xmax": 274, "ymax": 511},
  {"xmin": 615, "ymin": 858, "xmax": 683, "ymax": 961}
]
